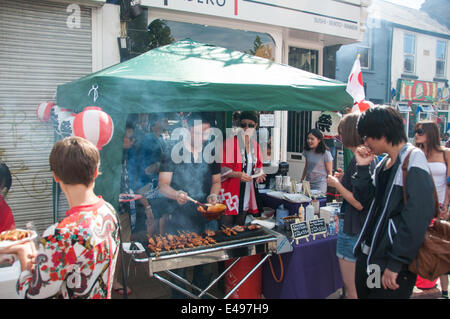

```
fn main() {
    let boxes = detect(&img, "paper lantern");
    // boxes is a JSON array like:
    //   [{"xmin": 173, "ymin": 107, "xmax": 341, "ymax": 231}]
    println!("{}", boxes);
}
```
[
  {"xmin": 316, "ymin": 111, "xmax": 342, "ymax": 137},
  {"xmin": 36, "ymin": 101, "xmax": 55, "ymax": 122},
  {"xmin": 73, "ymin": 107, "xmax": 114, "ymax": 150}
]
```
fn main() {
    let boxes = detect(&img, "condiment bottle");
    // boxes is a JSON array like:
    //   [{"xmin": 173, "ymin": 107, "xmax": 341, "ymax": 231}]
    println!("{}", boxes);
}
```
[
  {"xmin": 305, "ymin": 203, "xmax": 315, "ymax": 222},
  {"xmin": 312, "ymin": 196, "xmax": 320, "ymax": 215},
  {"xmin": 298, "ymin": 205, "xmax": 305, "ymax": 222}
]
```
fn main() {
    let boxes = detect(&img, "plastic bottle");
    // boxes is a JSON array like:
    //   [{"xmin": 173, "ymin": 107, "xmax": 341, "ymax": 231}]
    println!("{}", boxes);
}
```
[
  {"xmin": 305, "ymin": 202, "xmax": 315, "ymax": 222},
  {"xmin": 298, "ymin": 205, "xmax": 305, "ymax": 222},
  {"xmin": 328, "ymin": 208, "xmax": 338, "ymax": 236},
  {"xmin": 328, "ymin": 219, "xmax": 336, "ymax": 236},
  {"xmin": 312, "ymin": 196, "xmax": 320, "ymax": 215}
]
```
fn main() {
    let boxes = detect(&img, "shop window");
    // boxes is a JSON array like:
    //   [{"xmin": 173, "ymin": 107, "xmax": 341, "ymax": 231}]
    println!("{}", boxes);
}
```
[
  {"xmin": 436, "ymin": 40, "xmax": 447, "ymax": 78},
  {"xmin": 287, "ymin": 47, "xmax": 318, "ymax": 153},
  {"xmin": 126, "ymin": 8, "xmax": 151, "ymax": 59},
  {"xmin": 123, "ymin": 17, "xmax": 276, "ymax": 61},
  {"xmin": 403, "ymin": 33, "xmax": 416, "ymax": 74},
  {"xmin": 357, "ymin": 29, "xmax": 371, "ymax": 69},
  {"xmin": 288, "ymin": 47, "xmax": 318, "ymax": 74},
  {"xmin": 287, "ymin": 111, "xmax": 312, "ymax": 153},
  {"xmin": 147, "ymin": 19, "xmax": 275, "ymax": 59}
]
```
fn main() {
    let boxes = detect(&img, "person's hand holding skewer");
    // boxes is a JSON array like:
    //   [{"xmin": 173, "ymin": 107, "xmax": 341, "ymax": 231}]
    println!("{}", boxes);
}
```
[{"xmin": 176, "ymin": 190, "xmax": 188, "ymax": 205}]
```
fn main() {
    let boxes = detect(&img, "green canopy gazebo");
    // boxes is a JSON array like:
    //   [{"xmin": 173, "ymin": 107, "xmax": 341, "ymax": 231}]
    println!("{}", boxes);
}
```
[{"xmin": 56, "ymin": 39, "xmax": 352, "ymax": 212}]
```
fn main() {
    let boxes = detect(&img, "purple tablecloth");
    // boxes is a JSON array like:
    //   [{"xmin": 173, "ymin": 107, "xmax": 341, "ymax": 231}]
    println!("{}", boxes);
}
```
[
  {"xmin": 262, "ymin": 235, "xmax": 343, "ymax": 299},
  {"xmin": 261, "ymin": 193, "xmax": 327, "ymax": 216}
]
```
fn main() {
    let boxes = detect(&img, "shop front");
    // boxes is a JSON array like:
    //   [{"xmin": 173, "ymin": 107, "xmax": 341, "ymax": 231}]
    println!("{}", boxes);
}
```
[{"xmin": 395, "ymin": 78, "xmax": 449, "ymax": 142}]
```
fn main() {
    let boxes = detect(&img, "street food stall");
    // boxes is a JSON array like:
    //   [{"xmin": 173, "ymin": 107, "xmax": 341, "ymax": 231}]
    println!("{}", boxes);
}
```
[
  {"xmin": 56, "ymin": 39, "xmax": 351, "ymax": 210},
  {"xmin": 53, "ymin": 39, "xmax": 352, "ymax": 298}
]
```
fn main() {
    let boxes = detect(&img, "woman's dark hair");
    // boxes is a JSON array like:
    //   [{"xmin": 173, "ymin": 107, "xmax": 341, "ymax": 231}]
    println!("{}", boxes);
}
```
[
  {"xmin": 239, "ymin": 111, "xmax": 259, "ymax": 124},
  {"xmin": 304, "ymin": 128, "xmax": 329, "ymax": 154},
  {"xmin": 414, "ymin": 120, "xmax": 443, "ymax": 158},
  {"xmin": 357, "ymin": 105, "xmax": 407, "ymax": 146},
  {"xmin": 0, "ymin": 162, "xmax": 12, "ymax": 196}
]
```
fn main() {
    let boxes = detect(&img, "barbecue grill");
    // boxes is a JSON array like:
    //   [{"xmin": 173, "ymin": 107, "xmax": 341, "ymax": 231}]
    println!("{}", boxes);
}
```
[{"xmin": 125, "ymin": 226, "xmax": 278, "ymax": 299}]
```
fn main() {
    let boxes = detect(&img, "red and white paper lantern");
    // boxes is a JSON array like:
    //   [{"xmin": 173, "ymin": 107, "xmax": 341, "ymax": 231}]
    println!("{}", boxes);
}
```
[
  {"xmin": 73, "ymin": 106, "xmax": 114, "ymax": 150},
  {"xmin": 36, "ymin": 101, "xmax": 55, "ymax": 122}
]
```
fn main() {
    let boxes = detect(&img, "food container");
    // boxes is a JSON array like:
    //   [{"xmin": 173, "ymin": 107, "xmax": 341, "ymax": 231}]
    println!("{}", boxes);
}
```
[
  {"xmin": 319, "ymin": 205, "xmax": 340, "ymax": 224},
  {"xmin": 0, "ymin": 259, "xmax": 20, "ymax": 299},
  {"xmin": 282, "ymin": 216, "xmax": 299, "ymax": 230},
  {"xmin": 275, "ymin": 175, "xmax": 282, "ymax": 191},
  {"xmin": 275, "ymin": 205, "xmax": 289, "ymax": 227},
  {"xmin": 197, "ymin": 203, "xmax": 227, "ymax": 221},
  {"xmin": 261, "ymin": 207, "xmax": 275, "ymax": 219}
]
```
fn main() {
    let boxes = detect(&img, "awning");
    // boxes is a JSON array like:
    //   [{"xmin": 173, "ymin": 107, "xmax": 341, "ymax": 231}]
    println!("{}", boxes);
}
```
[{"xmin": 57, "ymin": 39, "xmax": 352, "ymax": 114}]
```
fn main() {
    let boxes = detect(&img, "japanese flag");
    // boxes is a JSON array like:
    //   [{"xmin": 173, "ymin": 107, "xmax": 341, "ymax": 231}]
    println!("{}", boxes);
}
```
[{"xmin": 346, "ymin": 56, "xmax": 365, "ymax": 104}]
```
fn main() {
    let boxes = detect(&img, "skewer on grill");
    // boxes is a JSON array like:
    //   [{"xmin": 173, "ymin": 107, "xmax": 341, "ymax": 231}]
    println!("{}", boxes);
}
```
[{"xmin": 221, "ymin": 225, "xmax": 237, "ymax": 236}]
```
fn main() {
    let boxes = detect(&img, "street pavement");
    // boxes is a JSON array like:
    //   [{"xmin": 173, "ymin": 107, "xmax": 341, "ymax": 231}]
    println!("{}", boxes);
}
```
[{"xmin": 112, "ymin": 252, "xmax": 447, "ymax": 299}]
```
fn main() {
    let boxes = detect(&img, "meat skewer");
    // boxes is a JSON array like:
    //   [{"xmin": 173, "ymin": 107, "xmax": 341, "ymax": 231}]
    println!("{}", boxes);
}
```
[
  {"xmin": 204, "ymin": 229, "xmax": 215, "ymax": 237},
  {"xmin": 221, "ymin": 225, "xmax": 237, "ymax": 236},
  {"xmin": 185, "ymin": 195, "xmax": 210, "ymax": 211}
]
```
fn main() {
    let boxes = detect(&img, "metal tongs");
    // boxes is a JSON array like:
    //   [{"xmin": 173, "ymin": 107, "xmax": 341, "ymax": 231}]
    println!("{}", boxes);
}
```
[{"xmin": 185, "ymin": 195, "xmax": 210, "ymax": 211}]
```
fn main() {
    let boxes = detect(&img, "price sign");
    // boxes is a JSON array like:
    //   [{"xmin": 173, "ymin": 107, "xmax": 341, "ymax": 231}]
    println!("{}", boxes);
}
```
[
  {"xmin": 290, "ymin": 221, "xmax": 310, "ymax": 244},
  {"xmin": 259, "ymin": 114, "xmax": 275, "ymax": 127},
  {"xmin": 308, "ymin": 218, "xmax": 327, "ymax": 240}
]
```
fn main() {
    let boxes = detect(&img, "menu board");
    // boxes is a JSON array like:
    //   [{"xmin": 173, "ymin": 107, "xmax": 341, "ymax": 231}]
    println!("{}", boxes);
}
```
[
  {"xmin": 290, "ymin": 221, "xmax": 310, "ymax": 243},
  {"xmin": 308, "ymin": 218, "xmax": 327, "ymax": 240}
]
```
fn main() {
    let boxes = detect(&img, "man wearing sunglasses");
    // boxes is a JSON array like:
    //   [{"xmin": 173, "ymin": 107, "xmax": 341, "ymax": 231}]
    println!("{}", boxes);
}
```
[{"xmin": 351, "ymin": 106, "xmax": 435, "ymax": 299}]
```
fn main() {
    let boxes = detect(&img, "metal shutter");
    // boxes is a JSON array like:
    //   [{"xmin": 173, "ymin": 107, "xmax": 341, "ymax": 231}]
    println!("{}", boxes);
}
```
[{"xmin": 0, "ymin": 0, "xmax": 92, "ymax": 233}]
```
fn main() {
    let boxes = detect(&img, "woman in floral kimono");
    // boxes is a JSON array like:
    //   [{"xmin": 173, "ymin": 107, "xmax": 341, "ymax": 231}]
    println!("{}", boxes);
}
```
[{"xmin": 220, "ymin": 111, "xmax": 266, "ymax": 227}]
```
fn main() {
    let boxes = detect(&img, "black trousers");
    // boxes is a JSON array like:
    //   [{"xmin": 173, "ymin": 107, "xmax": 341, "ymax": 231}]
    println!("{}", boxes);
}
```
[{"xmin": 355, "ymin": 253, "xmax": 417, "ymax": 299}]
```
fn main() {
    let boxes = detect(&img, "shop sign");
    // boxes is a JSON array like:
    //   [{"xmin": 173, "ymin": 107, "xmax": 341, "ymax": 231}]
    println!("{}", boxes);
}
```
[
  {"xmin": 397, "ymin": 79, "xmax": 438, "ymax": 102},
  {"xmin": 259, "ymin": 113, "xmax": 274, "ymax": 127},
  {"xmin": 143, "ymin": 0, "xmax": 362, "ymax": 40},
  {"xmin": 308, "ymin": 218, "xmax": 327, "ymax": 240},
  {"xmin": 291, "ymin": 221, "xmax": 310, "ymax": 244}
]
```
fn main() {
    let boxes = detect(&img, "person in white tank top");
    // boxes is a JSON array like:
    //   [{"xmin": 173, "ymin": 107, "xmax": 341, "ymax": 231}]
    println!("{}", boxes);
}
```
[{"xmin": 415, "ymin": 120, "xmax": 450, "ymax": 299}]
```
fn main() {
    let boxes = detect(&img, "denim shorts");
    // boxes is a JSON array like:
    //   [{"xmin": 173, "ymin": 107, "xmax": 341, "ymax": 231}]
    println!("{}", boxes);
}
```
[{"xmin": 336, "ymin": 218, "xmax": 358, "ymax": 262}]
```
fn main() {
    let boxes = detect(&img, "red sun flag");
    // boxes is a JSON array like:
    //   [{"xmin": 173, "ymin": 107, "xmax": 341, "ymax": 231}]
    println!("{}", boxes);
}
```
[{"xmin": 346, "ymin": 56, "xmax": 365, "ymax": 104}]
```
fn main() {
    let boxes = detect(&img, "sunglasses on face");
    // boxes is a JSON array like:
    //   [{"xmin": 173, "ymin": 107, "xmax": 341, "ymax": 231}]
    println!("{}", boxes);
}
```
[
  {"xmin": 415, "ymin": 128, "xmax": 424, "ymax": 136},
  {"xmin": 240, "ymin": 123, "xmax": 255, "ymax": 128}
]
